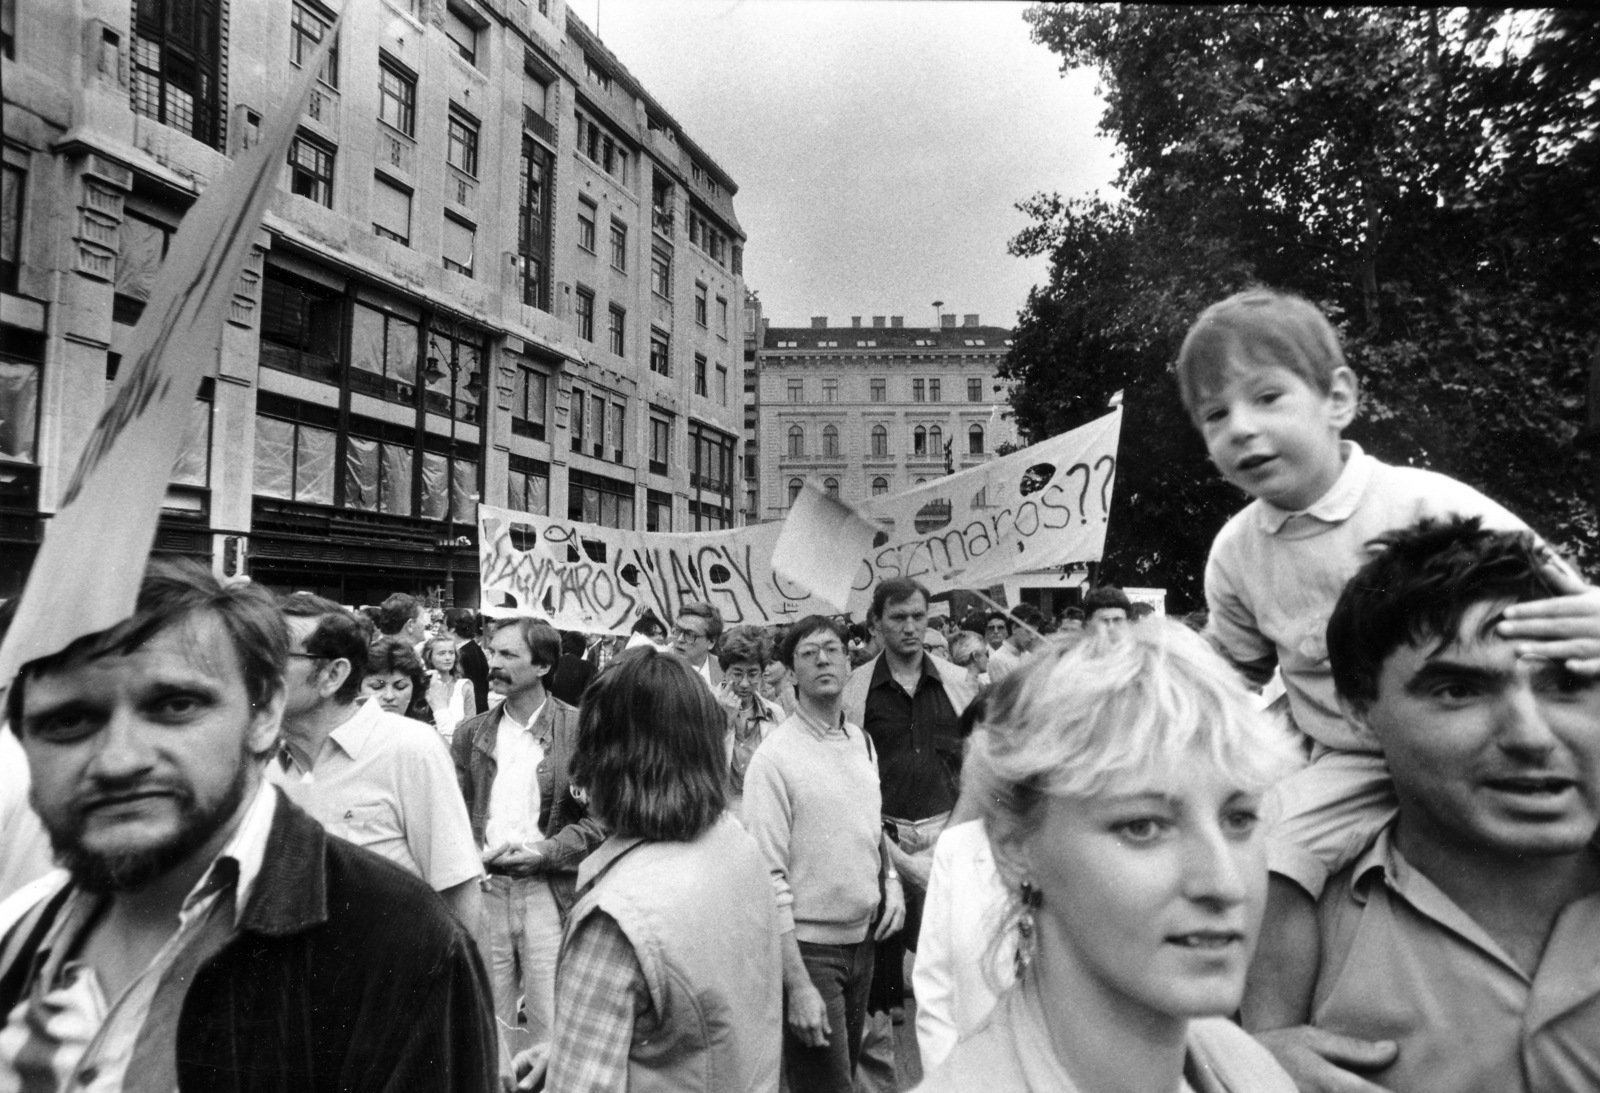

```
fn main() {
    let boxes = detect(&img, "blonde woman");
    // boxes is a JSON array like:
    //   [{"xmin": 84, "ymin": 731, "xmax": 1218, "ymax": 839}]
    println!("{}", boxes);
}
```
[
  {"xmin": 422, "ymin": 635, "xmax": 477, "ymax": 741},
  {"xmin": 915, "ymin": 620, "xmax": 1302, "ymax": 1093}
]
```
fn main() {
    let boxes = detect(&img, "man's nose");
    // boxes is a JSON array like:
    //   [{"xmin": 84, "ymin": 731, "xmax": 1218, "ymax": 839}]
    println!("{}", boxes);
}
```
[{"xmin": 88, "ymin": 708, "xmax": 158, "ymax": 783}]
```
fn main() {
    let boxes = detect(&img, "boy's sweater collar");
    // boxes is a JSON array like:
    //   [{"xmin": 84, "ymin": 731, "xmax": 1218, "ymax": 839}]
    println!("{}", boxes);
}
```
[{"xmin": 1256, "ymin": 441, "xmax": 1374, "ymax": 534}]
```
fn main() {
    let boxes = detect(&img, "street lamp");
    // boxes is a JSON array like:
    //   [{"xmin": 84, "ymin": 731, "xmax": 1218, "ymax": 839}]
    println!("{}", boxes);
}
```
[{"xmin": 425, "ymin": 321, "xmax": 485, "ymax": 609}]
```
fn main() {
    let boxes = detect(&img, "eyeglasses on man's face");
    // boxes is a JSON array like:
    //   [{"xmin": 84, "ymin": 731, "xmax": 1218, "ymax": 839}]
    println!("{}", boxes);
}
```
[
  {"xmin": 672, "ymin": 626, "xmax": 710, "ymax": 644},
  {"xmin": 795, "ymin": 642, "xmax": 846, "ymax": 663}
]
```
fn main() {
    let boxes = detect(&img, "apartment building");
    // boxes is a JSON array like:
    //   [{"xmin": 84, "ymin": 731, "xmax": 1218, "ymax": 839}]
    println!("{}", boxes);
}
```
[
  {"xmin": 0, "ymin": 0, "xmax": 745, "ymax": 605},
  {"xmin": 754, "ymin": 313, "xmax": 1019, "ymax": 520}
]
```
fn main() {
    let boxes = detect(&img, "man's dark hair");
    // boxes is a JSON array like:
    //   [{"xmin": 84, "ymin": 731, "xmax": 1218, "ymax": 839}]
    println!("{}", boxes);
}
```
[
  {"xmin": 376, "ymin": 593, "xmax": 420, "ymax": 636},
  {"xmin": 632, "ymin": 612, "xmax": 666, "ymax": 641},
  {"xmin": 9, "ymin": 560, "xmax": 288, "ymax": 732},
  {"xmin": 569, "ymin": 646, "xmax": 727, "ymax": 841},
  {"xmin": 1057, "ymin": 606, "xmax": 1085, "ymax": 624},
  {"xmin": 560, "ymin": 630, "xmax": 587, "ymax": 658},
  {"xmin": 445, "ymin": 607, "xmax": 477, "ymax": 640},
  {"xmin": 982, "ymin": 610, "xmax": 1009, "ymax": 630},
  {"xmin": 281, "ymin": 593, "xmax": 368, "ymax": 703},
  {"xmin": 871, "ymin": 577, "xmax": 930, "ymax": 621},
  {"xmin": 1082, "ymin": 585, "xmax": 1134, "ymax": 619},
  {"xmin": 779, "ymin": 615, "xmax": 849, "ymax": 669},
  {"xmin": 1328, "ymin": 517, "xmax": 1555, "ymax": 713},
  {"xmin": 488, "ymin": 616, "xmax": 562, "ymax": 672},
  {"xmin": 676, "ymin": 600, "xmax": 724, "ymax": 643},
  {"xmin": 1011, "ymin": 605, "xmax": 1046, "ymax": 632}
]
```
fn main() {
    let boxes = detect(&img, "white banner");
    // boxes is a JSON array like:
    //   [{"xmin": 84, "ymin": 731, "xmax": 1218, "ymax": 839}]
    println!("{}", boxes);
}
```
[
  {"xmin": 479, "ymin": 409, "xmax": 1121, "ymax": 632},
  {"xmin": 0, "ymin": 15, "xmax": 344, "ymax": 682}
]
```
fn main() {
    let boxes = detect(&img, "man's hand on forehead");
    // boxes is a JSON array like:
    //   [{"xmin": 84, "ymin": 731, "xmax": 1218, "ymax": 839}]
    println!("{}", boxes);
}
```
[{"xmin": 1498, "ymin": 550, "xmax": 1600, "ymax": 676}]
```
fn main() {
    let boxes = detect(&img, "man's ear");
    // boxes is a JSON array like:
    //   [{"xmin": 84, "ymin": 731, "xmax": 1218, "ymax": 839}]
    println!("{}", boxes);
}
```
[
  {"xmin": 319, "ymin": 657, "xmax": 354, "ymax": 700},
  {"xmin": 1327, "ymin": 366, "xmax": 1359, "ymax": 430},
  {"xmin": 248, "ymin": 687, "xmax": 286, "ymax": 758}
]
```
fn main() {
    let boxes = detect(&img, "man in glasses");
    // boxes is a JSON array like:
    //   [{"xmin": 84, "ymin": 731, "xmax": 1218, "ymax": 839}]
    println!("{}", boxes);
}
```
[
  {"xmin": 744, "ymin": 615, "xmax": 905, "ymax": 1093},
  {"xmin": 670, "ymin": 601, "xmax": 725, "ymax": 690}
]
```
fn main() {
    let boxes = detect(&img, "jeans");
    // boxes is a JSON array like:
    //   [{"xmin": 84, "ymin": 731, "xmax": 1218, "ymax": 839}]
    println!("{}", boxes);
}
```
[
  {"xmin": 786, "ymin": 939, "xmax": 875, "ymax": 1093},
  {"xmin": 484, "ymin": 874, "xmax": 563, "ymax": 1056}
]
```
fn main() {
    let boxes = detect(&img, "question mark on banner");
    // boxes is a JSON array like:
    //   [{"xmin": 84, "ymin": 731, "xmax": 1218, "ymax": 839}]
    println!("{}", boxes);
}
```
[
  {"xmin": 1063, "ymin": 463, "xmax": 1091, "ymax": 524},
  {"xmin": 1094, "ymin": 455, "xmax": 1116, "ymax": 520}
]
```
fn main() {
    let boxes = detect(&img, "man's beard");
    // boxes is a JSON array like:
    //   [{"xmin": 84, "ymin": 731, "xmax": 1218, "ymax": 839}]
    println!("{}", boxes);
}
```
[{"xmin": 41, "ymin": 752, "xmax": 253, "ymax": 894}]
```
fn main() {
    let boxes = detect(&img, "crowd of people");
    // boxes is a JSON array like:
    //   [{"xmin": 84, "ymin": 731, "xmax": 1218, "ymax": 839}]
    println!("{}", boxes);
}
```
[{"xmin": 3, "ymin": 288, "xmax": 1599, "ymax": 1093}]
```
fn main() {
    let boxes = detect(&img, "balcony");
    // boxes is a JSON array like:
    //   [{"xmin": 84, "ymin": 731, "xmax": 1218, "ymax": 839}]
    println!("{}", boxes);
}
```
[
  {"xmin": 253, "ymin": 497, "xmax": 477, "ymax": 545},
  {"xmin": 523, "ymin": 106, "xmax": 556, "ymax": 146},
  {"xmin": 260, "ymin": 341, "xmax": 340, "ymax": 385}
]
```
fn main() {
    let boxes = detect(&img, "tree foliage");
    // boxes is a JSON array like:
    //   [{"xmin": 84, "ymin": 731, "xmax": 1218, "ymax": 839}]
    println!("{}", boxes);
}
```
[{"xmin": 1003, "ymin": 6, "xmax": 1600, "ymax": 609}]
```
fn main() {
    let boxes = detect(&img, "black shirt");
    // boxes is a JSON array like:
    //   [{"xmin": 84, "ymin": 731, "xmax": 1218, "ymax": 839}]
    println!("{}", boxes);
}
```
[{"xmin": 861, "ymin": 653, "xmax": 962, "ymax": 821}]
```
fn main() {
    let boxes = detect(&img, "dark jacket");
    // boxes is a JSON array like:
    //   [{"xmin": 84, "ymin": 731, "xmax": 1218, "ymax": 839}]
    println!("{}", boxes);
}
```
[
  {"xmin": 0, "ymin": 789, "xmax": 498, "ymax": 1093},
  {"xmin": 450, "ymin": 696, "xmax": 605, "ymax": 913},
  {"xmin": 456, "ymin": 639, "xmax": 490, "ymax": 714},
  {"xmin": 547, "ymin": 653, "xmax": 597, "ymax": 708}
]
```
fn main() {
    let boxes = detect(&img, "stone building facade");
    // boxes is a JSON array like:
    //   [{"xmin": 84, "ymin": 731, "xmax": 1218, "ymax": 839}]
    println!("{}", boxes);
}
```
[{"xmin": 0, "ymin": 0, "xmax": 745, "ymax": 604}]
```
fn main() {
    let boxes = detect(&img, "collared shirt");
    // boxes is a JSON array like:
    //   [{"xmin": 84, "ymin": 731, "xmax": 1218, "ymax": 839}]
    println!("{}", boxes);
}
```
[
  {"xmin": 484, "ymin": 698, "xmax": 546, "ymax": 850},
  {"xmin": 0, "ymin": 784, "xmax": 277, "ymax": 1093},
  {"xmin": 862, "ymin": 653, "xmax": 961, "ymax": 821},
  {"xmin": 1311, "ymin": 825, "xmax": 1600, "ymax": 1092},
  {"xmin": 267, "ymin": 700, "xmax": 481, "ymax": 892},
  {"xmin": 1205, "ymin": 442, "xmax": 1525, "ymax": 750}
]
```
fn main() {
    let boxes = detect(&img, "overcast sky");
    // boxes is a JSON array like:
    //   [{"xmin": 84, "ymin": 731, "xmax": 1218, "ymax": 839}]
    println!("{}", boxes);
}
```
[{"xmin": 564, "ymin": 0, "xmax": 1121, "ymax": 331}]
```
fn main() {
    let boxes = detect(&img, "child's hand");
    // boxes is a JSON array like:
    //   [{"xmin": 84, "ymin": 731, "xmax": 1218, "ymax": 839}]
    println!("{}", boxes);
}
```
[{"xmin": 1497, "ymin": 550, "xmax": 1600, "ymax": 675}]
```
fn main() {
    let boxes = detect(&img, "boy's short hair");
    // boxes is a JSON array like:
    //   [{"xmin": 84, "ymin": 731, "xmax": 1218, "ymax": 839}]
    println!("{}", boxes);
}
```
[
  {"xmin": 1327, "ymin": 517, "xmax": 1555, "ymax": 713},
  {"xmin": 778, "ymin": 615, "xmax": 848, "ymax": 669},
  {"xmin": 1081, "ymin": 585, "xmax": 1133, "ymax": 619},
  {"xmin": 1173, "ymin": 288, "xmax": 1348, "ymax": 416},
  {"xmin": 718, "ymin": 625, "xmax": 771, "ymax": 671}
]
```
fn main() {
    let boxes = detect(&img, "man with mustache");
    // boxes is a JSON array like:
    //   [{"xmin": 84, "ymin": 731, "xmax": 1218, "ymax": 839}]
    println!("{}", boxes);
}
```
[
  {"xmin": 1254, "ymin": 518, "xmax": 1600, "ymax": 1093},
  {"xmin": 451, "ymin": 617, "xmax": 602, "ymax": 1061},
  {"xmin": 0, "ymin": 561, "xmax": 496, "ymax": 1092}
]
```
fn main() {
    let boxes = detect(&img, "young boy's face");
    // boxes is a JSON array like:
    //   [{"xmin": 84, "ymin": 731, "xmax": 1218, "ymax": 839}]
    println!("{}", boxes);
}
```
[{"xmin": 1193, "ymin": 361, "xmax": 1356, "ymax": 511}]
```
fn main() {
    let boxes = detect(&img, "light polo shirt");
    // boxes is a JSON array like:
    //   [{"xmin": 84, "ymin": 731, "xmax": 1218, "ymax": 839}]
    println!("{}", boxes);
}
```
[
  {"xmin": 1205, "ymin": 442, "xmax": 1525, "ymax": 751},
  {"xmin": 1311, "ymin": 825, "xmax": 1600, "ymax": 1092},
  {"xmin": 0, "ymin": 782, "xmax": 278, "ymax": 1093},
  {"xmin": 268, "ymin": 699, "xmax": 481, "ymax": 892},
  {"xmin": 483, "ymin": 699, "xmax": 546, "ymax": 850}
]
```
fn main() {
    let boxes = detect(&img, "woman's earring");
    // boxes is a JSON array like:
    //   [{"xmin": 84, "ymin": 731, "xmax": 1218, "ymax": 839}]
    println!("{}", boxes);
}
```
[{"xmin": 1015, "ymin": 879, "xmax": 1043, "ymax": 978}]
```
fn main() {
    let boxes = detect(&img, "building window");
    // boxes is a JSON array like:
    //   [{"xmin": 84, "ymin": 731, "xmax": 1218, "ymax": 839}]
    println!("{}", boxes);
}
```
[
  {"xmin": 378, "ymin": 55, "xmax": 415, "ymax": 135},
  {"xmin": 447, "ymin": 107, "xmax": 480, "ymax": 177},
  {"xmin": 694, "ymin": 354, "xmax": 707, "ymax": 397},
  {"xmin": 743, "ymin": 450, "xmax": 757, "ymax": 478},
  {"xmin": 288, "ymin": 132, "xmax": 335, "ymax": 207},
  {"xmin": 822, "ymin": 424, "xmax": 838, "ymax": 457},
  {"xmin": 585, "ymin": 54, "xmax": 612, "ymax": 91},
  {"xmin": 821, "ymin": 378, "xmax": 838, "ymax": 403},
  {"xmin": 254, "ymin": 416, "xmax": 336, "ymax": 505},
  {"xmin": 872, "ymin": 476, "xmax": 889, "ymax": 496},
  {"xmin": 716, "ymin": 364, "xmax": 728, "ymax": 406},
  {"xmin": 969, "ymin": 423, "xmax": 985, "ymax": 455},
  {"xmin": 608, "ymin": 305, "xmax": 626, "ymax": 356},
  {"xmin": 131, "ymin": 0, "xmax": 223, "ymax": 148},
  {"xmin": 1, "ymin": 160, "xmax": 22, "ymax": 294},
  {"xmin": 442, "ymin": 213, "xmax": 475, "ymax": 276},
  {"xmin": 443, "ymin": 4, "xmax": 479, "ymax": 67},
  {"xmin": 717, "ymin": 296, "xmax": 728, "ymax": 337},
  {"xmin": 568, "ymin": 468, "xmax": 635, "ymax": 530},
  {"xmin": 651, "ymin": 248, "xmax": 671, "ymax": 298},
  {"xmin": 610, "ymin": 220, "xmax": 627, "ymax": 271},
  {"xmin": 732, "ymin": 244, "xmax": 743, "ymax": 276},
  {"xmin": 650, "ymin": 415, "xmax": 671, "ymax": 474},
  {"xmin": 512, "ymin": 367, "xmax": 548, "ymax": 441},
  {"xmin": 870, "ymin": 378, "xmax": 885, "ymax": 402},
  {"xmin": 349, "ymin": 301, "xmax": 419, "ymax": 407},
  {"xmin": 577, "ymin": 199, "xmax": 596, "ymax": 252},
  {"xmin": 569, "ymin": 383, "xmax": 586, "ymax": 453},
  {"xmin": 650, "ymin": 330, "xmax": 670, "ymax": 376},
  {"xmin": 114, "ymin": 213, "xmax": 172, "ymax": 325},
  {"xmin": 694, "ymin": 282, "xmax": 708, "ymax": 326},
  {"xmin": 609, "ymin": 401, "xmax": 625, "ymax": 462},
  {"xmin": 968, "ymin": 376, "xmax": 983, "ymax": 402},
  {"xmin": 929, "ymin": 425, "xmax": 943, "ymax": 455},
  {"xmin": 518, "ymin": 139, "xmax": 551, "ymax": 311},
  {"xmin": 930, "ymin": 378, "xmax": 941, "ymax": 403},
  {"xmin": 647, "ymin": 488, "xmax": 672, "ymax": 532},
  {"xmin": 291, "ymin": 1, "xmax": 339, "ymax": 87},
  {"xmin": 787, "ymin": 378, "xmax": 803, "ymax": 403},
  {"xmin": 507, "ymin": 454, "xmax": 550, "ymax": 516},
  {"xmin": 423, "ymin": 325, "xmax": 484, "ymax": 423},
  {"xmin": 372, "ymin": 174, "xmax": 411, "ymax": 244},
  {"xmin": 824, "ymin": 477, "xmax": 839, "ymax": 498},
  {"xmin": 787, "ymin": 478, "xmax": 802, "ymax": 506},
  {"xmin": 913, "ymin": 425, "xmax": 927, "ymax": 456},
  {"xmin": 416, "ymin": 450, "xmax": 477, "ymax": 522},
  {"xmin": 871, "ymin": 424, "xmax": 887, "ymax": 456},
  {"xmin": 258, "ymin": 267, "xmax": 342, "ymax": 382},
  {"xmin": 575, "ymin": 111, "xmax": 630, "ymax": 187},
  {"xmin": 787, "ymin": 425, "xmax": 803, "ymax": 457},
  {"xmin": 912, "ymin": 378, "xmax": 925, "ymax": 402},
  {"xmin": 575, "ymin": 287, "xmax": 595, "ymax": 341}
]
